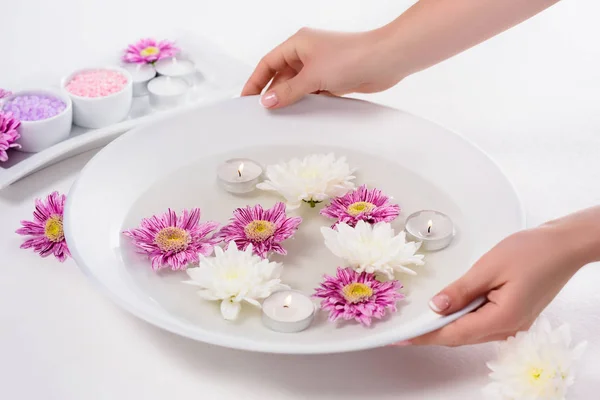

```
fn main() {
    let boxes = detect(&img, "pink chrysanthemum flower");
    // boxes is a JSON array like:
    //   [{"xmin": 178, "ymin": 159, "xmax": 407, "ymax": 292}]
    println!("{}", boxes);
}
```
[
  {"xmin": 314, "ymin": 267, "xmax": 404, "ymax": 326},
  {"xmin": 16, "ymin": 191, "xmax": 70, "ymax": 262},
  {"xmin": 123, "ymin": 208, "xmax": 219, "ymax": 271},
  {"xmin": 122, "ymin": 38, "xmax": 180, "ymax": 64},
  {"xmin": 0, "ymin": 111, "xmax": 21, "ymax": 162},
  {"xmin": 320, "ymin": 184, "xmax": 400, "ymax": 227},
  {"xmin": 0, "ymin": 88, "xmax": 12, "ymax": 99},
  {"xmin": 217, "ymin": 202, "xmax": 302, "ymax": 259}
]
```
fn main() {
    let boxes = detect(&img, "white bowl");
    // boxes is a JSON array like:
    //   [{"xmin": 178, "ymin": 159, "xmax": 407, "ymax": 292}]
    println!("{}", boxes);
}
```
[
  {"xmin": 62, "ymin": 66, "xmax": 133, "ymax": 129},
  {"xmin": 1, "ymin": 89, "xmax": 73, "ymax": 153},
  {"xmin": 64, "ymin": 96, "xmax": 525, "ymax": 354}
]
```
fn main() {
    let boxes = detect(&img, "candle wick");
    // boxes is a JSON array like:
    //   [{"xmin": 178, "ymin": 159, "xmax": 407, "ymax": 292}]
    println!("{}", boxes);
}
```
[
  {"xmin": 427, "ymin": 225, "xmax": 431, "ymax": 234},
  {"xmin": 238, "ymin": 169, "xmax": 242, "ymax": 178},
  {"xmin": 283, "ymin": 305, "xmax": 289, "ymax": 308}
]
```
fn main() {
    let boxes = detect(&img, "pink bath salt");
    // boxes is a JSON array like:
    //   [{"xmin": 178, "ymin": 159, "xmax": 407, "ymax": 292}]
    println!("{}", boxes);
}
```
[{"xmin": 65, "ymin": 69, "xmax": 128, "ymax": 98}]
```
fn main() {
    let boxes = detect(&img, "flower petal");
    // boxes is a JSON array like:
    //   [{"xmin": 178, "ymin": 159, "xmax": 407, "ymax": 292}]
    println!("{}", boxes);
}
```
[{"xmin": 220, "ymin": 299, "xmax": 242, "ymax": 320}]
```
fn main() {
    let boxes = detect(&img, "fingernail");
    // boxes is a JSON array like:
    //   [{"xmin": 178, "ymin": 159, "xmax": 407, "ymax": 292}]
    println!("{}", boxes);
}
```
[
  {"xmin": 392, "ymin": 340, "xmax": 412, "ymax": 347},
  {"xmin": 429, "ymin": 293, "xmax": 450, "ymax": 313},
  {"xmin": 260, "ymin": 92, "xmax": 278, "ymax": 108}
]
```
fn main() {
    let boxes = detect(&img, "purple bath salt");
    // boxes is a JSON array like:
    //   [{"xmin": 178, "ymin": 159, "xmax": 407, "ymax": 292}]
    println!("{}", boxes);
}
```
[{"xmin": 2, "ymin": 94, "xmax": 67, "ymax": 122}]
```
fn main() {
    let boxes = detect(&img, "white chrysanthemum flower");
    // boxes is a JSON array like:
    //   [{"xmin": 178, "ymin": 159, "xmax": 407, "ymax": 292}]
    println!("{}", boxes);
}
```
[
  {"xmin": 256, "ymin": 153, "xmax": 356, "ymax": 209},
  {"xmin": 483, "ymin": 317, "xmax": 587, "ymax": 400},
  {"xmin": 184, "ymin": 242, "xmax": 289, "ymax": 320},
  {"xmin": 321, "ymin": 221, "xmax": 424, "ymax": 279}
]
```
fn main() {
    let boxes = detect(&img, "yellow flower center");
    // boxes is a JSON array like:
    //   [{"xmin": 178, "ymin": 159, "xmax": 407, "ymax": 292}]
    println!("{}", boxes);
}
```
[
  {"xmin": 347, "ymin": 201, "xmax": 376, "ymax": 217},
  {"xmin": 244, "ymin": 220, "xmax": 276, "ymax": 241},
  {"xmin": 140, "ymin": 46, "xmax": 159, "ymax": 57},
  {"xmin": 154, "ymin": 227, "xmax": 190, "ymax": 252},
  {"xmin": 44, "ymin": 215, "xmax": 64, "ymax": 243},
  {"xmin": 528, "ymin": 367, "xmax": 558, "ymax": 386},
  {"xmin": 342, "ymin": 282, "xmax": 373, "ymax": 303},
  {"xmin": 531, "ymin": 368, "xmax": 543, "ymax": 380},
  {"xmin": 223, "ymin": 269, "xmax": 247, "ymax": 281},
  {"xmin": 300, "ymin": 168, "xmax": 321, "ymax": 179},
  {"xmin": 224, "ymin": 271, "xmax": 240, "ymax": 280}
]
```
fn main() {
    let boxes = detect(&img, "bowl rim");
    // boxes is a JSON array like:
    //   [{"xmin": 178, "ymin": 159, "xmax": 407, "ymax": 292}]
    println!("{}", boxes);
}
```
[
  {"xmin": 1, "ymin": 88, "xmax": 73, "ymax": 125},
  {"xmin": 61, "ymin": 65, "xmax": 133, "ymax": 101}
]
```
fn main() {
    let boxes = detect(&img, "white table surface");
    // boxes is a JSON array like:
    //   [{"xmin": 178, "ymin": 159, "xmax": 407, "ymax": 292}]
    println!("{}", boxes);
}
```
[{"xmin": 1, "ymin": 1, "xmax": 599, "ymax": 398}]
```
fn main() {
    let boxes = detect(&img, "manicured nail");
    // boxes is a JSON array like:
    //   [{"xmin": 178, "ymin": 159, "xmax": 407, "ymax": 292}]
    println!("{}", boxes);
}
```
[
  {"xmin": 393, "ymin": 340, "xmax": 412, "ymax": 347},
  {"xmin": 429, "ymin": 293, "xmax": 450, "ymax": 313},
  {"xmin": 260, "ymin": 92, "xmax": 278, "ymax": 108}
]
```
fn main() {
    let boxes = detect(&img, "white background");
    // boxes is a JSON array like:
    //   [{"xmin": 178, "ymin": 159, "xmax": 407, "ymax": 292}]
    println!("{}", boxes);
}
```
[{"xmin": 2, "ymin": 0, "xmax": 599, "ymax": 398}]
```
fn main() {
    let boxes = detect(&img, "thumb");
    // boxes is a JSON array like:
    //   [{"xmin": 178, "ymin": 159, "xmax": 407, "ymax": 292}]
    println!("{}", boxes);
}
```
[
  {"xmin": 259, "ymin": 70, "xmax": 317, "ymax": 109},
  {"xmin": 429, "ymin": 266, "xmax": 494, "ymax": 315}
]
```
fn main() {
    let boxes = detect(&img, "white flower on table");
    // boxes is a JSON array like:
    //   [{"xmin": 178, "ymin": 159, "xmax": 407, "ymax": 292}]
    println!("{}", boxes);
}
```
[
  {"xmin": 483, "ymin": 316, "xmax": 587, "ymax": 400},
  {"xmin": 184, "ymin": 242, "xmax": 289, "ymax": 320},
  {"xmin": 321, "ymin": 221, "xmax": 424, "ymax": 279},
  {"xmin": 257, "ymin": 153, "xmax": 356, "ymax": 209}
]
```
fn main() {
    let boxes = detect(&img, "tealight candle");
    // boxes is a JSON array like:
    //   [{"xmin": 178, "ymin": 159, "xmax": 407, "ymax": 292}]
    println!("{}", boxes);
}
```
[
  {"xmin": 262, "ymin": 290, "xmax": 316, "ymax": 333},
  {"xmin": 147, "ymin": 76, "xmax": 190, "ymax": 109},
  {"xmin": 217, "ymin": 158, "xmax": 263, "ymax": 194},
  {"xmin": 154, "ymin": 57, "xmax": 196, "ymax": 84},
  {"xmin": 122, "ymin": 64, "xmax": 157, "ymax": 97},
  {"xmin": 404, "ymin": 210, "xmax": 455, "ymax": 251}
]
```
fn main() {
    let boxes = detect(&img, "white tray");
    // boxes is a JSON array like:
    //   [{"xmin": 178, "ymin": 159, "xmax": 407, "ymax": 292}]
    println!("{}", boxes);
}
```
[{"xmin": 0, "ymin": 32, "xmax": 252, "ymax": 189}]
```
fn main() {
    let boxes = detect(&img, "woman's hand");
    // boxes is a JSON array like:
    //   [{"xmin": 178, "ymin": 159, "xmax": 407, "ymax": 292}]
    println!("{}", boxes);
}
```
[
  {"xmin": 241, "ymin": 28, "xmax": 405, "ymax": 109},
  {"xmin": 242, "ymin": 0, "xmax": 561, "ymax": 110},
  {"xmin": 405, "ymin": 208, "xmax": 600, "ymax": 347}
]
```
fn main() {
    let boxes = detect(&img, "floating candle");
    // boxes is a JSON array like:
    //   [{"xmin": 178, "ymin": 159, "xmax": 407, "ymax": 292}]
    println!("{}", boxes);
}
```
[
  {"xmin": 216, "ymin": 158, "xmax": 263, "ymax": 194},
  {"xmin": 404, "ymin": 210, "xmax": 455, "ymax": 251},
  {"xmin": 262, "ymin": 290, "xmax": 315, "ymax": 333}
]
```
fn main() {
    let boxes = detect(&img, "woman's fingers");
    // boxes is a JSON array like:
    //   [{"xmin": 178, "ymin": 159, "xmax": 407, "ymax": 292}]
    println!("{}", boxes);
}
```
[
  {"xmin": 260, "ymin": 69, "xmax": 319, "ymax": 109},
  {"xmin": 265, "ymin": 67, "xmax": 298, "ymax": 92},
  {"xmin": 241, "ymin": 39, "xmax": 303, "ymax": 96},
  {"xmin": 429, "ymin": 257, "xmax": 500, "ymax": 315},
  {"xmin": 409, "ymin": 301, "xmax": 508, "ymax": 346}
]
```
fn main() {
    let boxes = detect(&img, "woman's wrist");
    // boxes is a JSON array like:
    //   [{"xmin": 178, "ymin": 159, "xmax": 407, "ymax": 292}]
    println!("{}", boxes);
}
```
[
  {"xmin": 543, "ymin": 206, "xmax": 600, "ymax": 270},
  {"xmin": 372, "ymin": 0, "xmax": 562, "ymax": 81}
]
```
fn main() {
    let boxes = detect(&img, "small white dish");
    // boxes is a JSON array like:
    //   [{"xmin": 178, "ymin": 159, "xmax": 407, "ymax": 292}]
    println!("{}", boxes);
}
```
[
  {"xmin": 62, "ymin": 66, "xmax": 133, "ymax": 129},
  {"xmin": 2, "ymin": 89, "xmax": 73, "ymax": 153},
  {"xmin": 64, "ymin": 96, "xmax": 525, "ymax": 354}
]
